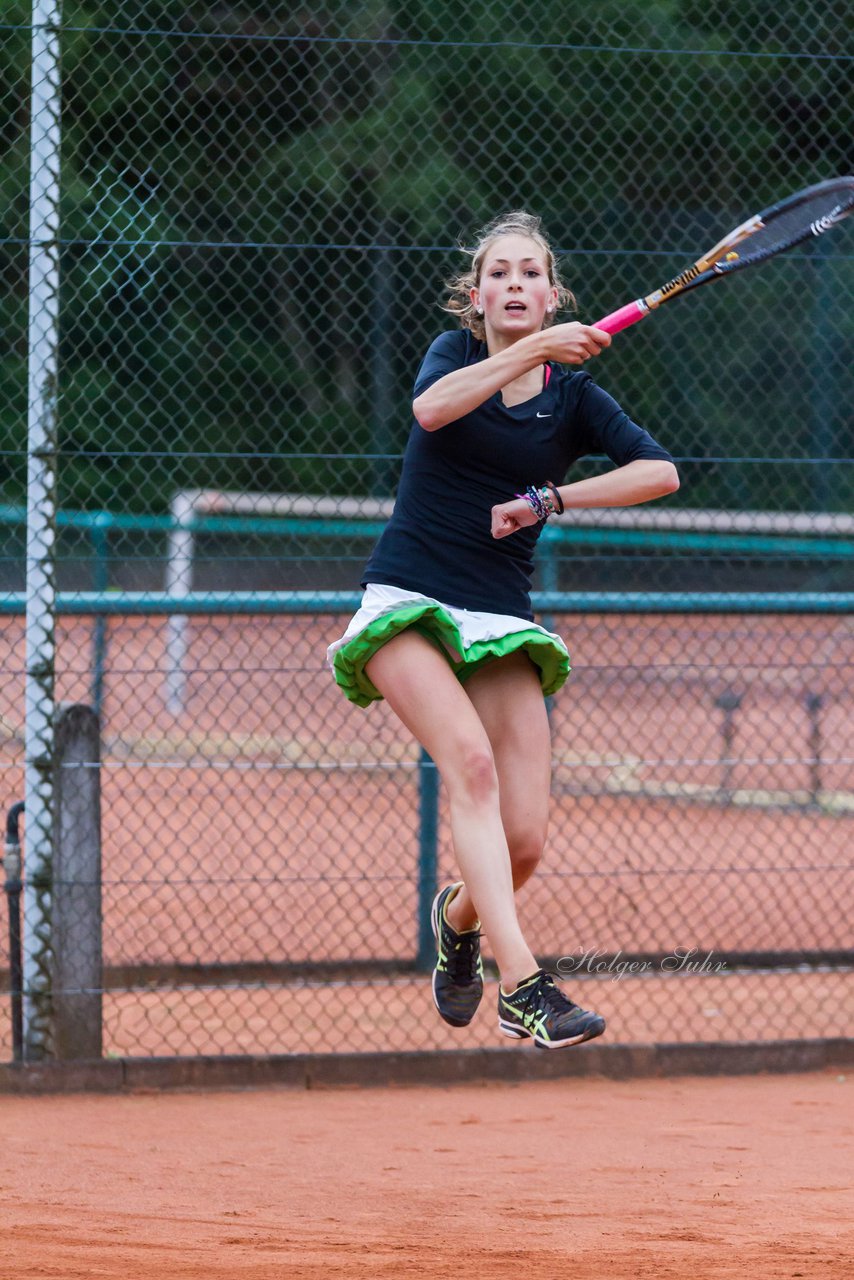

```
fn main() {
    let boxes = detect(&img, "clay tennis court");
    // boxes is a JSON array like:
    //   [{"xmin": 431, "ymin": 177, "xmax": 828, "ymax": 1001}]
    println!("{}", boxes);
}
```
[
  {"xmin": 2, "ymin": 1070, "xmax": 852, "ymax": 1279},
  {"xmin": 1, "ymin": 614, "xmax": 852, "ymax": 1280}
]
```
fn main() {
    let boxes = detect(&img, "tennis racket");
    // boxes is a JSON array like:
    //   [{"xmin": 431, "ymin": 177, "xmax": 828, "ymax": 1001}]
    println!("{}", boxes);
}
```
[{"xmin": 595, "ymin": 177, "xmax": 854, "ymax": 335}]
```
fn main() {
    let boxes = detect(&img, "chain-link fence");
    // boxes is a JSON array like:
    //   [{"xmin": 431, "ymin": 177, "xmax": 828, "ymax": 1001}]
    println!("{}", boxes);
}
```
[{"xmin": 1, "ymin": 3, "xmax": 853, "ymax": 1063}]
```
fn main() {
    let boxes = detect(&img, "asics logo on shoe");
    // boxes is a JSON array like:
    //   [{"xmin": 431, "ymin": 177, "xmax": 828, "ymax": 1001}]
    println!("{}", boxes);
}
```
[{"xmin": 497, "ymin": 969, "xmax": 606, "ymax": 1049}]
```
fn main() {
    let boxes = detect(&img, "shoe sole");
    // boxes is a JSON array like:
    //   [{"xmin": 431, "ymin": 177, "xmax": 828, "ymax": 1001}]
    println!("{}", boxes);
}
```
[
  {"xmin": 430, "ymin": 885, "xmax": 475, "ymax": 1028},
  {"xmin": 498, "ymin": 1014, "xmax": 606, "ymax": 1049}
]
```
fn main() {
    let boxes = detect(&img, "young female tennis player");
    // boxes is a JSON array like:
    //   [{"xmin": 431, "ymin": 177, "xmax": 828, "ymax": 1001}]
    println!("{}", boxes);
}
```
[{"xmin": 328, "ymin": 211, "xmax": 679, "ymax": 1048}]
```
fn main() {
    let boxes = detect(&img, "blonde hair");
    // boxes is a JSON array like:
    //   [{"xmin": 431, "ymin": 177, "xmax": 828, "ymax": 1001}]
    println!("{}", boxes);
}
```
[{"xmin": 442, "ymin": 210, "xmax": 576, "ymax": 341}]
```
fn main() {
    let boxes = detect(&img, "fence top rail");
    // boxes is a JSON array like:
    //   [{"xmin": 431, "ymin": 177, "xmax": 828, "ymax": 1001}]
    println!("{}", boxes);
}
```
[
  {"xmin": 4, "ymin": 513, "xmax": 853, "ymax": 560},
  {"xmin": 3, "ymin": 498, "xmax": 854, "ymax": 538},
  {"xmin": 2, "ymin": 591, "xmax": 854, "ymax": 616},
  {"xmin": 174, "ymin": 494, "xmax": 854, "ymax": 537}
]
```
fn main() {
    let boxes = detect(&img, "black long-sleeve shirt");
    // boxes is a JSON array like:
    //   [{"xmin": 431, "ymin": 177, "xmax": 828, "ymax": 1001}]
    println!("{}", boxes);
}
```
[{"xmin": 362, "ymin": 329, "xmax": 675, "ymax": 620}]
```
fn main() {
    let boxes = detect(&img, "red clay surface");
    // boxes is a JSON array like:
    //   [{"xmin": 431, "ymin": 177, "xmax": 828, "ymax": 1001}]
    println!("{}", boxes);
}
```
[{"xmin": 1, "ymin": 1071, "xmax": 852, "ymax": 1279}]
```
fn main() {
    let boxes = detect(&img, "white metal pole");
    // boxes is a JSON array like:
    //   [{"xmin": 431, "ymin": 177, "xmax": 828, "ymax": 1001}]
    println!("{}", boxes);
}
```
[
  {"xmin": 24, "ymin": 0, "xmax": 62, "ymax": 1059},
  {"xmin": 164, "ymin": 490, "xmax": 196, "ymax": 714}
]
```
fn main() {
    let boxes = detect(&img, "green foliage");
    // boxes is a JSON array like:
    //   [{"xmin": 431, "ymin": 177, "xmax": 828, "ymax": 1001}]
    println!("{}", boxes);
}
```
[{"xmin": 1, "ymin": 2, "xmax": 852, "ymax": 513}]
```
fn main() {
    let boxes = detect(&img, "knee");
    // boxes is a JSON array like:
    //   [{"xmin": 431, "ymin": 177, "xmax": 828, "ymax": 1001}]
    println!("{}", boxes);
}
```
[
  {"xmin": 507, "ymin": 830, "xmax": 546, "ymax": 886},
  {"xmin": 451, "ymin": 743, "xmax": 499, "ymax": 806}
]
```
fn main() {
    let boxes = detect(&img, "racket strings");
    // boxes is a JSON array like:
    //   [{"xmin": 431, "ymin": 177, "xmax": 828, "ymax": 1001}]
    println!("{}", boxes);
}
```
[{"xmin": 720, "ymin": 183, "xmax": 854, "ymax": 270}]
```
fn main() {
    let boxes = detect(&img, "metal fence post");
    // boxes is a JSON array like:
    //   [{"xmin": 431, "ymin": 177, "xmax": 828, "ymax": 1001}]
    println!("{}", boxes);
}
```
[
  {"xmin": 805, "ymin": 692, "xmax": 823, "ymax": 805},
  {"xmin": 3, "ymin": 803, "xmax": 25, "ymax": 1063},
  {"xmin": 51, "ymin": 704, "xmax": 103, "ymax": 1060},
  {"xmin": 90, "ymin": 514, "xmax": 110, "ymax": 716},
  {"xmin": 23, "ymin": 0, "xmax": 62, "ymax": 1061},
  {"xmin": 416, "ymin": 748, "xmax": 439, "ymax": 970},
  {"xmin": 715, "ymin": 689, "xmax": 743, "ymax": 804},
  {"xmin": 164, "ymin": 490, "xmax": 197, "ymax": 714}
]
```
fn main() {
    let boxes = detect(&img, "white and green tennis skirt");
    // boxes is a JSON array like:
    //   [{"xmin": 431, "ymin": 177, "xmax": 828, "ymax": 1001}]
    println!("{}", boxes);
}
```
[{"xmin": 327, "ymin": 583, "xmax": 570, "ymax": 708}]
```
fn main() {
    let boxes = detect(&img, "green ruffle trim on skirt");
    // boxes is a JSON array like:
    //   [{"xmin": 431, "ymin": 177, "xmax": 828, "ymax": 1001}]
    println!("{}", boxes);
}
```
[{"xmin": 332, "ymin": 603, "xmax": 570, "ymax": 707}]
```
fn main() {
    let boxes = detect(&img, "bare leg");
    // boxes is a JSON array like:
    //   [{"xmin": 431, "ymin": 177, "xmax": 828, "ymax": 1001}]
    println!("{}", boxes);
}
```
[
  {"xmin": 365, "ymin": 630, "xmax": 538, "ymax": 989},
  {"xmin": 444, "ymin": 650, "xmax": 551, "ymax": 939}
]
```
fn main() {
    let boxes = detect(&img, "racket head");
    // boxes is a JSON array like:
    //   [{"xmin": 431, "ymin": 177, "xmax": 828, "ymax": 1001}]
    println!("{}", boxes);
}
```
[
  {"xmin": 710, "ymin": 177, "xmax": 854, "ymax": 276},
  {"xmin": 596, "ymin": 177, "xmax": 854, "ymax": 333}
]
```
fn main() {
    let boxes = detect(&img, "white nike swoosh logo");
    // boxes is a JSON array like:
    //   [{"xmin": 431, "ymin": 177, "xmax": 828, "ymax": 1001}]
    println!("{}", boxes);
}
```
[{"xmin": 536, "ymin": 412, "xmax": 551, "ymax": 418}]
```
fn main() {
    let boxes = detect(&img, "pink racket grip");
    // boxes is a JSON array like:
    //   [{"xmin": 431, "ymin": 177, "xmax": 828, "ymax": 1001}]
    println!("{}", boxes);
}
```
[{"xmin": 594, "ymin": 300, "xmax": 648, "ymax": 336}]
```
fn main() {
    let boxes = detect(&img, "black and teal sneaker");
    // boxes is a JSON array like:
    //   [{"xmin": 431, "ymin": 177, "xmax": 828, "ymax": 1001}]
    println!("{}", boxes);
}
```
[
  {"xmin": 430, "ymin": 882, "xmax": 484, "ymax": 1027},
  {"xmin": 498, "ymin": 969, "xmax": 605, "ymax": 1049}
]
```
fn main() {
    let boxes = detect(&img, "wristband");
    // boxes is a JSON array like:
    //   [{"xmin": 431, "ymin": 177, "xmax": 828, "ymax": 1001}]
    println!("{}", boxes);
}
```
[{"xmin": 545, "ymin": 481, "xmax": 565, "ymax": 515}]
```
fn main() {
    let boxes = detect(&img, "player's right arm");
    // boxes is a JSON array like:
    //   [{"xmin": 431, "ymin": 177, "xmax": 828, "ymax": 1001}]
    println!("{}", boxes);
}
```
[{"xmin": 413, "ymin": 323, "xmax": 610, "ymax": 432}]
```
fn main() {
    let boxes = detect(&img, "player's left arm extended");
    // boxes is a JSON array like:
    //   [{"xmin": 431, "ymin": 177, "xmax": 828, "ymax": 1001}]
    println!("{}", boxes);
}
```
[
  {"xmin": 556, "ymin": 458, "xmax": 679, "ymax": 509},
  {"xmin": 491, "ymin": 460, "xmax": 679, "ymax": 539}
]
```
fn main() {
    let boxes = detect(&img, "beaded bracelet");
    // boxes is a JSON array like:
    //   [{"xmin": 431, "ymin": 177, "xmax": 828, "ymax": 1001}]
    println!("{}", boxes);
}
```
[
  {"xmin": 515, "ymin": 482, "xmax": 564, "ymax": 521},
  {"xmin": 515, "ymin": 484, "xmax": 549, "ymax": 520}
]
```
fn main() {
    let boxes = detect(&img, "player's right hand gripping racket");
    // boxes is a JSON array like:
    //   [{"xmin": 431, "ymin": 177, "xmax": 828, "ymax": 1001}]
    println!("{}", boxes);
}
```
[{"xmin": 595, "ymin": 177, "xmax": 854, "ymax": 335}]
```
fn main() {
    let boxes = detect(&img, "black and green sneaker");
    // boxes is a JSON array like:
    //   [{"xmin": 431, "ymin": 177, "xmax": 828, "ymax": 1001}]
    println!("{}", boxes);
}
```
[
  {"xmin": 498, "ymin": 969, "xmax": 605, "ymax": 1049},
  {"xmin": 430, "ymin": 882, "xmax": 484, "ymax": 1027}
]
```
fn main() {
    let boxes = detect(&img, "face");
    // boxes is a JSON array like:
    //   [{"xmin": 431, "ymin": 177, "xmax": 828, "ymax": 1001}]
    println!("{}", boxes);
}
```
[{"xmin": 472, "ymin": 234, "xmax": 557, "ymax": 344}]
